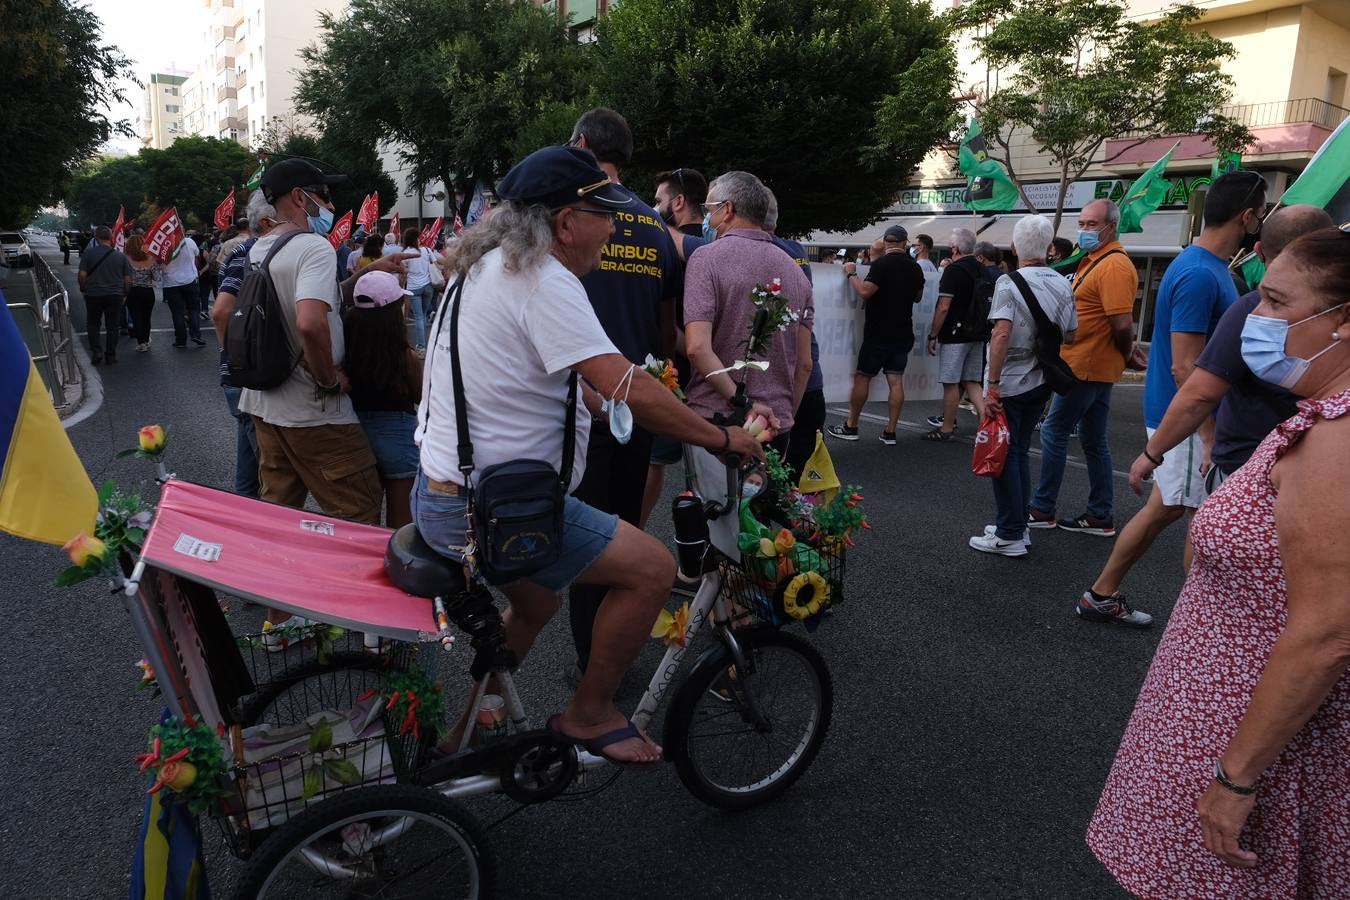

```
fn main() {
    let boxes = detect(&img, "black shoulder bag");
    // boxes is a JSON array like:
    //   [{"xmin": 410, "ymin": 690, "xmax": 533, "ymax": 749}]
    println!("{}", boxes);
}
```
[
  {"xmin": 1008, "ymin": 270, "xmax": 1079, "ymax": 396},
  {"xmin": 440, "ymin": 275, "xmax": 577, "ymax": 584}
]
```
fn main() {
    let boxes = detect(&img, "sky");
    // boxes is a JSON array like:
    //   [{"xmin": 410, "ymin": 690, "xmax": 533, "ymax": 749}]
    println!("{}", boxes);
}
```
[{"xmin": 86, "ymin": 0, "xmax": 209, "ymax": 153}]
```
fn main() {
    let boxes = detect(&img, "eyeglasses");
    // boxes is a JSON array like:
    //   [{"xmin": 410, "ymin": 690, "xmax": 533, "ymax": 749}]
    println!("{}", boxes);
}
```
[
  {"xmin": 701, "ymin": 200, "xmax": 729, "ymax": 215},
  {"xmin": 302, "ymin": 186, "xmax": 332, "ymax": 204},
  {"xmin": 561, "ymin": 206, "xmax": 616, "ymax": 219}
]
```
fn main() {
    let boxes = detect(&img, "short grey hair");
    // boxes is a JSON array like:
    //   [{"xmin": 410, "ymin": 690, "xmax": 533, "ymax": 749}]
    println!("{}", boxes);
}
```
[
  {"xmin": 246, "ymin": 190, "xmax": 276, "ymax": 231},
  {"xmin": 94, "ymin": 225, "xmax": 112, "ymax": 241},
  {"xmin": 950, "ymin": 227, "xmax": 976, "ymax": 255},
  {"xmin": 1083, "ymin": 198, "xmax": 1120, "ymax": 227},
  {"xmin": 1012, "ymin": 215, "xmax": 1055, "ymax": 262},
  {"xmin": 762, "ymin": 189, "xmax": 779, "ymax": 232},
  {"xmin": 708, "ymin": 171, "xmax": 771, "ymax": 227},
  {"xmin": 974, "ymin": 241, "xmax": 1000, "ymax": 263},
  {"xmin": 452, "ymin": 201, "xmax": 554, "ymax": 277}
]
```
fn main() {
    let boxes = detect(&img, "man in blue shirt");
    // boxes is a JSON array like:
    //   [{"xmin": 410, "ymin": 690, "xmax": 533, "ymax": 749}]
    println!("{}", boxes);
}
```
[
  {"xmin": 565, "ymin": 108, "xmax": 681, "ymax": 682},
  {"xmin": 1076, "ymin": 171, "xmax": 1266, "ymax": 627}
]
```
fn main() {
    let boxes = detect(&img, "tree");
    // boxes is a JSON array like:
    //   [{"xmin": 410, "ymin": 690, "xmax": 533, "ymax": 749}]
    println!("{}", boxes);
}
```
[
  {"xmin": 949, "ymin": 0, "xmax": 1253, "ymax": 230},
  {"xmin": 588, "ymin": 0, "xmax": 959, "ymax": 237},
  {"xmin": 254, "ymin": 126, "xmax": 398, "ymax": 228},
  {"xmin": 295, "ymin": 0, "xmax": 589, "ymax": 219},
  {"xmin": 140, "ymin": 136, "xmax": 253, "ymax": 230},
  {"xmin": 0, "ymin": 0, "xmax": 133, "ymax": 226},
  {"xmin": 66, "ymin": 156, "xmax": 150, "ymax": 229}
]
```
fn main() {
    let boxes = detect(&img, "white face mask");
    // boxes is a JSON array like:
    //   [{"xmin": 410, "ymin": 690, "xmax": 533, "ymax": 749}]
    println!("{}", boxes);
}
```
[{"xmin": 602, "ymin": 364, "xmax": 636, "ymax": 444}]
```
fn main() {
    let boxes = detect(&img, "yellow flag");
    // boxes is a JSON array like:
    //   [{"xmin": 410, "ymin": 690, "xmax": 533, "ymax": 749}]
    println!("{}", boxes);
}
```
[{"xmin": 797, "ymin": 432, "xmax": 840, "ymax": 500}]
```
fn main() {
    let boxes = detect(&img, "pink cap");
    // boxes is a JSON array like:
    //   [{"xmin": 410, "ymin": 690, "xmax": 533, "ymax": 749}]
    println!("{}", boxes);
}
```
[{"xmin": 353, "ymin": 270, "xmax": 412, "ymax": 308}]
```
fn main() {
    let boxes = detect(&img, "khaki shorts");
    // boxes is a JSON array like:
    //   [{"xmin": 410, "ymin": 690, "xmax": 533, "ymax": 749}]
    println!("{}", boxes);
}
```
[
  {"xmin": 1146, "ymin": 427, "xmax": 1208, "ymax": 509},
  {"xmin": 252, "ymin": 418, "xmax": 383, "ymax": 524}
]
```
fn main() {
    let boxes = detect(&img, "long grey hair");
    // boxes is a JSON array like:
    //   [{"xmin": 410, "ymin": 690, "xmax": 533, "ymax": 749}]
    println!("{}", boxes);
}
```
[{"xmin": 453, "ymin": 201, "xmax": 555, "ymax": 277}]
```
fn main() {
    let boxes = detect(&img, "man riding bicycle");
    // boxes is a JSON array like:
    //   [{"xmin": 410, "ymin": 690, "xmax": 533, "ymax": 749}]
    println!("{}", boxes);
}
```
[{"xmin": 414, "ymin": 146, "xmax": 768, "ymax": 766}]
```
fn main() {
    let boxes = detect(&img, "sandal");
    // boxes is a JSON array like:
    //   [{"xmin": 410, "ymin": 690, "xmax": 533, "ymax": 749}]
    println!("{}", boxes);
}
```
[
  {"xmin": 547, "ymin": 714, "xmax": 662, "ymax": 769},
  {"xmin": 922, "ymin": 428, "xmax": 955, "ymax": 442}
]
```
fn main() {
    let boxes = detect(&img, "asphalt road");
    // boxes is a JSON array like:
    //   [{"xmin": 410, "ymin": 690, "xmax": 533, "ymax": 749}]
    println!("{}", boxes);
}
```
[{"xmin": 0, "ymin": 242, "xmax": 1186, "ymax": 898}]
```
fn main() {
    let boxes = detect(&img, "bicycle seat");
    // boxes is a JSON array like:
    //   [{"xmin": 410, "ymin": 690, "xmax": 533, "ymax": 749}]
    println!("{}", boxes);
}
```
[{"xmin": 385, "ymin": 525, "xmax": 469, "ymax": 598}]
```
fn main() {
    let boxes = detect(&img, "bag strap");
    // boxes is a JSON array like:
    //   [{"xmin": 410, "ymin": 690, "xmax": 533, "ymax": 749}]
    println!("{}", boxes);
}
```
[
  {"xmin": 1008, "ymin": 270, "xmax": 1055, "ymax": 333},
  {"xmin": 440, "ymin": 274, "xmax": 578, "ymax": 488},
  {"xmin": 1071, "ymin": 247, "xmax": 1126, "ymax": 293},
  {"xmin": 257, "ymin": 228, "xmax": 306, "ymax": 273},
  {"xmin": 83, "ymin": 246, "xmax": 116, "ymax": 279}
]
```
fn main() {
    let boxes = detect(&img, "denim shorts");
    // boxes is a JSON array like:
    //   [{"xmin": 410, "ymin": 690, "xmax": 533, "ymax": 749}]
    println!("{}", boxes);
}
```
[
  {"xmin": 357, "ymin": 410, "xmax": 420, "ymax": 480},
  {"xmin": 857, "ymin": 340, "xmax": 912, "ymax": 376},
  {"xmin": 410, "ymin": 470, "xmax": 619, "ymax": 591},
  {"xmin": 650, "ymin": 435, "xmax": 684, "ymax": 466}
]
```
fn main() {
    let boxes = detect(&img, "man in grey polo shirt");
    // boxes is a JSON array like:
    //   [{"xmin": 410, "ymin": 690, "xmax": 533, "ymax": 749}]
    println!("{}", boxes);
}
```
[
  {"xmin": 77, "ymin": 225, "xmax": 131, "ymax": 365},
  {"xmin": 924, "ymin": 227, "xmax": 989, "ymax": 440}
]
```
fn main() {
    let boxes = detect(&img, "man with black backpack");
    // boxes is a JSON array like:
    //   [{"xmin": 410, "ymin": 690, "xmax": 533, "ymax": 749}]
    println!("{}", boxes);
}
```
[
  {"xmin": 235, "ymin": 159, "xmax": 384, "ymax": 634},
  {"xmin": 969, "ymin": 215, "xmax": 1077, "ymax": 557},
  {"xmin": 925, "ymin": 227, "xmax": 991, "ymax": 440}
]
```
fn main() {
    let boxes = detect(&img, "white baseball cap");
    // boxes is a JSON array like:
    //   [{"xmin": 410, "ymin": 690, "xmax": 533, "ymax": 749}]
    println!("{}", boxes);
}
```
[{"xmin": 353, "ymin": 270, "xmax": 412, "ymax": 308}]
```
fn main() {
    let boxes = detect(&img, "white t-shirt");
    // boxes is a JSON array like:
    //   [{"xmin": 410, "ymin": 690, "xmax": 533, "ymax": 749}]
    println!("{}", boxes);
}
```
[
  {"xmin": 987, "ymin": 265, "xmax": 1078, "ymax": 397},
  {"xmin": 416, "ymin": 248, "xmax": 619, "ymax": 491},
  {"xmin": 239, "ymin": 230, "xmax": 358, "ymax": 427},
  {"xmin": 163, "ymin": 236, "xmax": 200, "ymax": 287},
  {"xmin": 401, "ymin": 246, "xmax": 440, "ymax": 290}
]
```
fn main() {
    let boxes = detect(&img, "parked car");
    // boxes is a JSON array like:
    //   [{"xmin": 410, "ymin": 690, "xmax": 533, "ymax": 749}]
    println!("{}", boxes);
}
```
[{"xmin": 0, "ymin": 232, "xmax": 33, "ymax": 267}]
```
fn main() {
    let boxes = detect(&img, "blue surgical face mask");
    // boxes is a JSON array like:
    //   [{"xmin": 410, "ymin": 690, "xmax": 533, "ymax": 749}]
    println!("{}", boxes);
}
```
[
  {"xmin": 701, "ymin": 213, "xmax": 717, "ymax": 243},
  {"xmin": 303, "ymin": 191, "xmax": 335, "ymax": 237},
  {"xmin": 1077, "ymin": 228, "xmax": 1101, "ymax": 253},
  {"xmin": 602, "ymin": 365, "xmax": 636, "ymax": 444},
  {"xmin": 1240, "ymin": 303, "xmax": 1346, "ymax": 392}
]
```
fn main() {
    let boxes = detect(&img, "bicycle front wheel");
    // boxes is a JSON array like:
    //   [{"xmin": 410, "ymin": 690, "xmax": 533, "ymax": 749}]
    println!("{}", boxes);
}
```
[
  {"xmin": 235, "ymin": 784, "xmax": 493, "ymax": 899},
  {"xmin": 664, "ymin": 628, "xmax": 832, "ymax": 810}
]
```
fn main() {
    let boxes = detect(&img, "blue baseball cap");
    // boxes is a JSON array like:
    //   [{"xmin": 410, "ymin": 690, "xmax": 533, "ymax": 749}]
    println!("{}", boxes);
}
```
[{"xmin": 496, "ymin": 146, "xmax": 631, "ymax": 210}]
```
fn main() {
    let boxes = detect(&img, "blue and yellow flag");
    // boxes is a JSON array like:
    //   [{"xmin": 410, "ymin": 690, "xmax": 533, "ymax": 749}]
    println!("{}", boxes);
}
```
[
  {"xmin": 0, "ymin": 293, "xmax": 96, "ymax": 544},
  {"xmin": 129, "ymin": 767, "xmax": 211, "ymax": 900}
]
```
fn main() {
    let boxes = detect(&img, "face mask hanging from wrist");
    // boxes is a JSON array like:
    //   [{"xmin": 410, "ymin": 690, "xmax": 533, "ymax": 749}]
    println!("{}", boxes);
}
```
[
  {"xmin": 1240, "ymin": 302, "xmax": 1347, "ymax": 391},
  {"xmin": 602, "ymin": 364, "xmax": 636, "ymax": 444}
]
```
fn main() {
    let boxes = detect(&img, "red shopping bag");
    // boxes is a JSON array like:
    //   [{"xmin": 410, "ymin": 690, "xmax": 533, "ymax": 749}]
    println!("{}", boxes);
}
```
[{"xmin": 972, "ymin": 410, "xmax": 1010, "ymax": 478}]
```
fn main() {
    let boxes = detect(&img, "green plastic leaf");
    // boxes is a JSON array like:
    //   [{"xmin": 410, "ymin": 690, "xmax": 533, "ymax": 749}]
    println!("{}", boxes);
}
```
[
  {"xmin": 323, "ymin": 758, "xmax": 360, "ymax": 785},
  {"xmin": 113, "ymin": 448, "xmax": 138, "ymax": 459},
  {"xmin": 308, "ymin": 718, "xmax": 334, "ymax": 753},
  {"xmin": 55, "ymin": 566, "xmax": 88, "ymax": 586},
  {"xmin": 97, "ymin": 481, "xmax": 116, "ymax": 505},
  {"xmin": 302, "ymin": 766, "xmax": 324, "ymax": 801},
  {"xmin": 124, "ymin": 528, "xmax": 146, "ymax": 546}
]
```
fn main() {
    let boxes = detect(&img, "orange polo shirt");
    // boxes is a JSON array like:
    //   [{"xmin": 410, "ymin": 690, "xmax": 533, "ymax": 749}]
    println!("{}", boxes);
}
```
[{"xmin": 1061, "ymin": 241, "xmax": 1139, "ymax": 383}]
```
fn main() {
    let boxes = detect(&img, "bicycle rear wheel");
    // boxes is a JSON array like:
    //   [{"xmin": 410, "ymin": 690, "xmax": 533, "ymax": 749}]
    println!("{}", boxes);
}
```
[
  {"xmin": 236, "ymin": 784, "xmax": 493, "ymax": 899},
  {"xmin": 664, "ymin": 628, "xmax": 832, "ymax": 810}
]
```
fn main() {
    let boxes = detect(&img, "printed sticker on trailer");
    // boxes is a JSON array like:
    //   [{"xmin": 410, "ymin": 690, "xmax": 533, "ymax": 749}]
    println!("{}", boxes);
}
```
[{"xmin": 173, "ymin": 533, "xmax": 222, "ymax": 562}]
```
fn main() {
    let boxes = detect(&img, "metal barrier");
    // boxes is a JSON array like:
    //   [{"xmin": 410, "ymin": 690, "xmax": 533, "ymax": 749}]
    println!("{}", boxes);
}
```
[{"xmin": 23, "ymin": 253, "xmax": 82, "ymax": 408}]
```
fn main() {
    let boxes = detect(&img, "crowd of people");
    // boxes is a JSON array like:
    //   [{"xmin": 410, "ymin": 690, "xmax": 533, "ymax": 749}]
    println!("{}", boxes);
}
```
[{"xmin": 63, "ymin": 109, "xmax": 1348, "ymax": 894}]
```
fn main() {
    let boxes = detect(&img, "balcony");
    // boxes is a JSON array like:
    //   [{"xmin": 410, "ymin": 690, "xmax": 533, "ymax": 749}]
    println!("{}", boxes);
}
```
[
  {"xmin": 236, "ymin": 68, "xmax": 248, "ymax": 88},
  {"xmin": 236, "ymin": 103, "xmax": 248, "ymax": 122},
  {"xmin": 213, "ymin": 24, "xmax": 235, "ymax": 45},
  {"xmin": 218, "ymin": 116, "xmax": 241, "ymax": 134},
  {"xmin": 216, "ymin": 55, "xmax": 234, "ymax": 73},
  {"xmin": 217, "ymin": 85, "xmax": 236, "ymax": 102},
  {"xmin": 1105, "ymin": 97, "xmax": 1350, "ymax": 167}
]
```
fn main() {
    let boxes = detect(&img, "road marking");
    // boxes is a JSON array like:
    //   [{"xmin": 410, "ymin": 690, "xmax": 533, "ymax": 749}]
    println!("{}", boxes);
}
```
[{"xmin": 832, "ymin": 406, "xmax": 1133, "ymax": 481}]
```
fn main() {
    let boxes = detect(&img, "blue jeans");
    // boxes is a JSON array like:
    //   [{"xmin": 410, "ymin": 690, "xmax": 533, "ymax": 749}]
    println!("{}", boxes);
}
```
[
  {"xmin": 223, "ymin": 385, "xmax": 260, "ymax": 498},
  {"xmin": 1031, "ymin": 380, "xmax": 1114, "ymax": 522},
  {"xmin": 992, "ymin": 385, "xmax": 1051, "ymax": 540},
  {"xmin": 409, "ymin": 283, "xmax": 434, "ymax": 349},
  {"xmin": 163, "ymin": 283, "xmax": 201, "ymax": 344}
]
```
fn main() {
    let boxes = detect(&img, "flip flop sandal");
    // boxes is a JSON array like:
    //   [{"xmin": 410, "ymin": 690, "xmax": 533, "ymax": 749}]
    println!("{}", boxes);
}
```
[
  {"xmin": 922, "ymin": 428, "xmax": 955, "ymax": 442},
  {"xmin": 547, "ymin": 714, "xmax": 662, "ymax": 770}
]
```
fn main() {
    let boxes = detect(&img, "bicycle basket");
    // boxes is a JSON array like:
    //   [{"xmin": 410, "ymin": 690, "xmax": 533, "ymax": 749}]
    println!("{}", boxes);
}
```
[{"xmin": 723, "ymin": 538, "xmax": 846, "ymax": 628}]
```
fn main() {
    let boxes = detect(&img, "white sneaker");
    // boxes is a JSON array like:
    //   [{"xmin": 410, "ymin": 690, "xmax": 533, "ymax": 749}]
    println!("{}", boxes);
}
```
[
  {"xmin": 984, "ymin": 524, "xmax": 1030, "ymax": 546},
  {"xmin": 968, "ymin": 533, "xmax": 1028, "ymax": 557}
]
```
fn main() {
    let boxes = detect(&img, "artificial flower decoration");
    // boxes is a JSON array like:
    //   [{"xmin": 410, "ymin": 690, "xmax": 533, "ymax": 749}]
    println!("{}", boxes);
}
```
[
  {"xmin": 642, "ymin": 355, "xmax": 685, "ymax": 400},
  {"xmin": 746, "ymin": 279, "xmax": 800, "ymax": 358},
  {"xmin": 138, "ymin": 424, "xmax": 166, "ymax": 454},
  {"xmin": 62, "ymin": 531, "xmax": 106, "ymax": 567},
  {"xmin": 651, "ymin": 602, "xmax": 691, "ymax": 646},
  {"xmin": 134, "ymin": 716, "xmax": 229, "ymax": 814},
  {"xmin": 742, "ymin": 412, "xmax": 774, "ymax": 443}
]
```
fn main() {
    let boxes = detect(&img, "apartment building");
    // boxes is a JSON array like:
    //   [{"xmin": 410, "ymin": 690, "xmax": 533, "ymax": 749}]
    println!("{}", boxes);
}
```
[
  {"xmin": 140, "ymin": 73, "xmax": 189, "ymax": 150},
  {"xmin": 805, "ymin": 0, "xmax": 1350, "ymax": 341}
]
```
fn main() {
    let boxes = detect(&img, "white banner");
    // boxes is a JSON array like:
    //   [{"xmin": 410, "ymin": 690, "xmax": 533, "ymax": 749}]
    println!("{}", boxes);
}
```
[{"xmin": 810, "ymin": 262, "xmax": 946, "ymax": 404}]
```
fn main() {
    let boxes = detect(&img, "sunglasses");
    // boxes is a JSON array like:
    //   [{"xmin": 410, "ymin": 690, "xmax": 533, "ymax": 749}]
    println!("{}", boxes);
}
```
[{"xmin": 302, "ymin": 186, "xmax": 332, "ymax": 203}]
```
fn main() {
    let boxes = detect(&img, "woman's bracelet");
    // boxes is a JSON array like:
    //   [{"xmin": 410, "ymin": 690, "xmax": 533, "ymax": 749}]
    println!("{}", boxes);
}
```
[
  {"xmin": 1143, "ymin": 447, "xmax": 1164, "ymax": 466},
  {"xmin": 1213, "ymin": 759, "xmax": 1257, "ymax": 796}
]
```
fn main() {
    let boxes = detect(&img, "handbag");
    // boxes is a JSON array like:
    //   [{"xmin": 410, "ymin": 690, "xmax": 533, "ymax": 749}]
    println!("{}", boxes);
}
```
[
  {"xmin": 1008, "ymin": 270, "xmax": 1079, "ymax": 396},
  {"xmin": 438, "ymin": 276, "xmax": 576, "ymax": 583}
]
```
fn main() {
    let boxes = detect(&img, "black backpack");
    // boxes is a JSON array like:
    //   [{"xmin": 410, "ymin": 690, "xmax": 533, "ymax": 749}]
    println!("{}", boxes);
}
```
[
  {"xmin": 951, "ymin": 258, "xmax": 996, "ymax": 341},
  {"xmin": 1008, "ymin": 270, "xmax": 1079, "ymax": 395},
  {"xmin": 225, "ymin": 230, "xmax": 305, "ymax": 390}
]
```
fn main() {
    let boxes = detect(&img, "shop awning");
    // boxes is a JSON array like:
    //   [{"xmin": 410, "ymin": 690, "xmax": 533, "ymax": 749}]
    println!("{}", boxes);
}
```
[{"xmin": 803, "ymin": 210, "xmax": 1192, "ymax": 256}]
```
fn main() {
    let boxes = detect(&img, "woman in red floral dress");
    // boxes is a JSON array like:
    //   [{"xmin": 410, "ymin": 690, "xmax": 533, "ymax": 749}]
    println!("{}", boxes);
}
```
[{"xmin": 1088, "ymin": 229, "xmax": 1350, "ymax": 898}]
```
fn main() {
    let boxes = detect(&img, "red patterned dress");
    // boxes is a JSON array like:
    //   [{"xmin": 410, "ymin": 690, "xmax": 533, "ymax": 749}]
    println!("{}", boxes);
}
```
[{"xmin": 1088, "ymin": 390, "xmax": 1350, "ymax": 899}]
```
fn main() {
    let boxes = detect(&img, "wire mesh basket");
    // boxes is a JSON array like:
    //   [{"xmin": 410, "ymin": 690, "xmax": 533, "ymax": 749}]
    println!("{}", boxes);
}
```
[
  {"xmin": 216, "ymin": 629, "xmax": 431, "ymax": 857},
  {"xmin": 722, "ymin": 539, "xmax": 846, "ymax": 627}
]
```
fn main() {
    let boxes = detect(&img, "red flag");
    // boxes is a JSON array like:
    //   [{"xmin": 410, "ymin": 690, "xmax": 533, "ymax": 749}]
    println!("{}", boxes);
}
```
[
  {"xmin": 356, "ymin": 192, "xmax": 379, "ymax": 232},
  {"xmin": 452, "ymin": 214, "xmax": 464, "ymax": 235},
  {"xmin": 111, "ymin": 206, "xmax": 126, "ymax": 252},
  {"xmin": 328, "ymin": 211, "xmax": 354, "ymax": 249},
  {"xmin": 388, "ymin": 212, "xmax": 400, "ymax": 242},
  {"xmin": 144, "ymin": 207, "xmax": 186, "ymax": 264},
  {"xmin": 214, "ymin": 188, "xmax": 236, "ymax": 230},
  {"xmin": 418, "ymin": 217, "xmax": 443, "ymax": 248}
]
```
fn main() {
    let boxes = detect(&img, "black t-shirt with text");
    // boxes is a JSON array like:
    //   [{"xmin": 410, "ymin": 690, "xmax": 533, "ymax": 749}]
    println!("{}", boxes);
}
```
[
  {"xmin": 936, "ymin": 256, "xmax": 990, "ymax": 344},
  {"xmin": 578, "ymin": 185, "xmax": 680, "ymax": 364},
  {"xmin": 862, "ymin": 251, "xmax": 924, "ymax": 346}
]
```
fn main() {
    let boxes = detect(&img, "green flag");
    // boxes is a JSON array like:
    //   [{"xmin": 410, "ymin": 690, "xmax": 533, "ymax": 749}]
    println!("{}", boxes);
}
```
[
  {"xmin": 245, "ymin": 163, "xmax": 265, "ymax": 191},
  {"xmin": 1236, "ymin": 252, "xmax": 1266, "ymax": 290},
  {"xmin": 1118, "ymin": 142, "xmax": 1179, "ymax": 234},
  {"xmin": 1282, "ymin": 115, "xmax": 1350, "ymax": 222},
  {"xmin": 958, "ymin": 119, "xmax": 1020, "ymax": 212}
]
